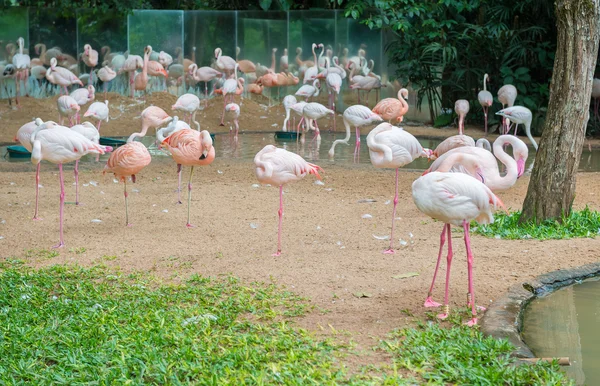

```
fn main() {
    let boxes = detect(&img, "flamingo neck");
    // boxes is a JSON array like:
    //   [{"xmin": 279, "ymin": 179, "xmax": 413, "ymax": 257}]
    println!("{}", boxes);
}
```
[
  {"xmin": 483, "ymin": 74, "xmax": 488, "ymax": 92},
  {"xmin": 366, "ymin": 126, "xmax": 393, "ymax": 163},
  {"xmin": 492, "ymin": 138, "xmax": 519, "ymax": 189}
]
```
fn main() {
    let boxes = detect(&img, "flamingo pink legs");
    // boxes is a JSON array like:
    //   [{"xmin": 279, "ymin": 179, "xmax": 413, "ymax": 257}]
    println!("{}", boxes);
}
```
[
  {"xmin": 482, "ymin": 106, "xmax": 489, "ymax": 136},
  {"xmin": 54, "ymin": 164, "xmax": 66, "ymax": 248},
  {"xmin": 74, "ymin": 160, "xmax": 80, "ymax": 205},
  {"xmin": 354, "ymin": 126, "xmax": 361, "ymax": 162},
  {"xmin": 33, "ymin": 163, "xmax": 42, "ymax": 220},
  {"xmin": 424, "ymin": 224, "xmax": 450, "ymax": 308},
  {"xmin": 383, "ymin": 168, "xmax": 400, "ymax": 254},
  {"xmin": 123, "ymin": 179, "xmax": 131, "ymax": 226},
  {"xmin": 463, "ymin": 220, "xmax": 478, "ymax": 326},
  {"xmin": 186, "ymin": 166, "xmax": 195, "ymax": 228},
  {"xmin": 176, "ymin": 164, "xmax": 183, "ymax": 204},
  {"xmin": 273, "ymin": 185, "xmax": 283, "ymax": 257}
]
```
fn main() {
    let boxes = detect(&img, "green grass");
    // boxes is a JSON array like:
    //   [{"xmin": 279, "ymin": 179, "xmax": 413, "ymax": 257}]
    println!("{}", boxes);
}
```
[
  {"xmin": 380, "ymin": 322, "xmax": 572, "ymax": 385},
  {"xmin": 473, "ymin": 207, "xmax": 600, "ymax": 240}
]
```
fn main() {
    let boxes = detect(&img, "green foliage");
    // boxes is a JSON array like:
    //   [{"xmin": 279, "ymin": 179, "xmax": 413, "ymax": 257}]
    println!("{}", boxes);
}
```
[
  {"xmin": 380, "ymin": 322, "xmax": 572, "ymax": 385},
  {"xmin": 0, "ymin": 264, "xmax": 355, "ymax": 384},
  {"xmin": 473, "ymin": 207, "xmax": 600, "ymax": 240}
]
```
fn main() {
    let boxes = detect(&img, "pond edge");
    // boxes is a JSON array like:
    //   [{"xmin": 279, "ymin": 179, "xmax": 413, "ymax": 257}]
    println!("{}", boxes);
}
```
[{"xmin": 480, "ymin": 261, "xmax": 600, "ymax": 359}]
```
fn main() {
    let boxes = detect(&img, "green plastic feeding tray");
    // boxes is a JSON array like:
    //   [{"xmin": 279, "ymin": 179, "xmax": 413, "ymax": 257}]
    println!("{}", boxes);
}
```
[
  {"xmin": 210, "ymin": 133, "xmax": 215, "ymax": 141},
  {"xmin": 7, "ymin": 145, "xmax": 31, "ymax": 158},
  {"xmin": 99, "ymin": 137, "xmax": 127, "ymax": 148},
  {"xmin": 274, "ymin": 131, "xmax": 301, "ymax": 140}
]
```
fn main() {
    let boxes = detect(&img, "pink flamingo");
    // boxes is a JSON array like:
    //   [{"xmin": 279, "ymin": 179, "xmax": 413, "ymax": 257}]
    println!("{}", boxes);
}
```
[
  {"xmin": 592, "ymin": 78, "xmax": 600, "ymax": 120},
  {"xmin": 70, "ymin": 121, "xmax": 102, "ymax": 205},
  {"xmin": 498, "ymin": 84, "xmax": 517, "ymax": 134},
  {"xmin": 31, "ymin": 122, "xmax": 111, "ymax": 247},
  {"xmin": 454, "ymin": 99, "xmax": 470, "ymax": 135},
  {"xmin": 121, "ymin": 52, "xmax": 143, "ymax": 98},
  {"xmin": 248, "ymin": 82, "xmax": 263, "ymax": 95},
  {"xmin": 478, "ymin": 74, "xmax": 493, "ymax": 135},
  {"xmin": 295, "ymin": 79, "xmax": 320, "ymax": 101},
  {"xmin": 282, "ymin": 95, "xmax": 297, "ymax": 131},
  {"xmin": 280, "ymin": 48, "xmax": 288, "ymax": 72},
  {"xmin": 430, "ymin": 135, "xmax": 476, "ymax": 160},
  {"xmin": 83, "ymin": 100, "xmax": 109, "ymax": 132},
  {"xmin": 172, "ymin": 93, "xmax": 201, "ymax": 127},
  {"xmin": 220, "ymin": 63, "xmax": 241, "ymax": 125},
  {"xmin": 347, "ymin": 61, "xmax": 365, "ymax": 104},
  {"xmin": 254, "ymin": 145, "xmax": 323, "ymax": 256},
  {"xmin": 134, "ymin": 46, "xmax": 152, "ymax": 98},
  {"xmin": 147, "ymin": 60, "xmax": 168, "ymax": 90},
  {"xmin": 45, "ymin": 57, "xmax": 83, "ymax": 95},
  {"xmin": 425, "ymin": 135, "xmax": 529, "ymax": 191},
  {"xmin": 161, "ymin": 129, "xmax": 215, "ymax": 227},
  {"xmin": 15, "ymin": 118, "xmax": 45, "ymax": 220},
  {"xmin": 130, "ymin": 106, "xmax": 173, "ymax": 142},
  {"xmin": 323, "ymin": 57, "xmax": 342, "ymax": 113},
  {"xmin": 104, "ymin": 137, "xmax": 151, "ymax": 227},
  {"xmin": 496, "ymin": 106, "xmax": 537, "ymax": 150},
  {"xmin": 372, "ymin": 88, "xmax": 409, "ymax": 123},
  {"xmin": 214, "ymin": 47, "xmax": 236, "ymax": 76},
  {"xmin": 155, "ymin": 116, "xmax": 190, "ymax": 204},
  {"xmin": 300, "ymin": 102, "xmax": 334, "ymax": 142},
  {"xmin": 188, "ymin": 64, "xmax": 222, "ymax": 100},
  {"xmin": 57, "ymin": 95, "xmax": 80, "ymax": 127},
  {"xmin": 367, "ymin": 122, "xmax": 432, "ymax": 254},
  {"xmin": 290, "ymin": 101, "xmax": 307, "ymax": 140},
  {"xmin": 70, "ymin": 85, "xmax": 95, "ymax": 123},
  {"xmin": 303, "ymin": 43, "xmax": 324, "ymax": 84},
  {"xmin": 97, "ymin": 65, "xmax": 116, "ymax": 99},
  {"xmin": 81, "ymin": 44, "xmax": 98, "ymax": 85},
  {"xmin": 12, "ymin": 37, "xmax": 30, "ymax": 107},
  {"xmin": 413, "ymin": 171, "xmax": 505, "ymax": 326},
  {"xmin": 329, "ymin": 105, "xmax": 382, "ymax": 160},
  {"xmin": 225, "ymin": 103, "xmax": 240, "ymax": 136}
]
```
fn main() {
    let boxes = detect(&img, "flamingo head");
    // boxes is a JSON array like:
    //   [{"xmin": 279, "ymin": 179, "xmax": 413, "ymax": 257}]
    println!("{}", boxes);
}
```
[
  {"xmin": 316, "ymin": 72, "xmax": 326, "ymax": 79},
  {"xmin": 84, "ymin": 44, "xmax": 91, "ymax": 55},
  {"xmin": 517, "ymin": 158, "xmax": 526, "ymax": 177},
  {"xmin": 71, "ymin": 103, "xmax": 80, "ymax": 111},
  {"xmin": 318, "ymin": 43, "xmax": 324, "ymax": 49},
  {"xmin": 199, "ymin": 131, "xmax": 213, "ymax": 160},
  {"xmin": 214, "ymin": 47, "xmax": 221, "ymax": 59},
  {"xmin": 145, "ymin": 46, "xmax": 152, "ymax": 55},
  {"xmin": 422, "ymin": 148, "xmax": 435, "ymax": 160},
  {"xmin": 35, "ymin": 43, "xmax": 41, "ymax": 55}
]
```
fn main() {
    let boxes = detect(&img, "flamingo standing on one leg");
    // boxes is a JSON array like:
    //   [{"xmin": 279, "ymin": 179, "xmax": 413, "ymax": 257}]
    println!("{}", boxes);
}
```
[
  {"xmin": 454, "ymin": 99, "xmax": 470, "ymax": 135},
  {"xmin": 282, "ymin": 95, "xmax": 297, "ymax": 132},
  {"xmin": 57, "ymin": 96, "xmax": 80, "ymax": 127},
  {"xmin": 15, "ymin": 118, "xmax": 45, "ymax": 220},
  {"xmin": 372, "ymin": 88, "xmax": 409, "ymax": 123},
  {"xmin": 81, "ymin": 44, "xmax": 98, "ymax": 86},
  {"xmin": 497, "ymin": 84, "xmax": 517, "ymax": 134},
  {"xmin": 329, "ymin": 105, "xmax": 382, "ymax": 160},
  {"xmin": 156, "ymin": 116, "xmax": 190, "ymax": 204},
  {"xmin": 477, "ymin": 74, "xmax": 493, "ymax": 136},
  {"xmin": 12, "ymin": 37, "xmax": 30, "ymax": 107},
  {"xmin": 161, "ymin": 129, "xmax": 215, "ymax": 227},
  {"xmin": 134, "ymin": 46, "xmax": 152, "ymax": 100},
  {"xmin": 367, "ymin": 122, "xmax": 433, "ymax": 254},
  {"xmin": 412, "ymin": 171, "xmax": 504, "ymax": 326},
  {"xmin": 70, "ymin": 85, "xmax": 95, "ymax": 124},
  {"xmin": 220, "ymin": 63, "xmax": 240, "ymax": 126},
  {"xmin": 172, "ymin": 93, "xmax": 201, "ymax": 127},
  {"xmin": 70, "ymin": 121, "xmax": 103, "ymax": 205},
  {"xmin": 225, "ymin": 103, "xmax": 240, "ymax": 137},
  {"xmin": 31, "ymin": 122, "xmax": 111, "ymax": 247},
  {"xmin": 254, "ymin": 145, "xmax": 323, "ymax": 256},
  {"xmin": 97, "ymin": 65, "xmax": 116, "ymax": 99},
  {"xmin": 83, "ymin": 100, "xmax": 109, "ymax": 132},
  {"xmin": 104, "ymin": 135, "xmax": 152, "ymax": 227},
  {"xmin": 495, "ymin": 106, "xmax": 537, "ymax": 150}
]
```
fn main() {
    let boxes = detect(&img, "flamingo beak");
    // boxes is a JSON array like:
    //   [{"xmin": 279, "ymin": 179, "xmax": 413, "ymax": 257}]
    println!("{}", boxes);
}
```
[
  {"xmin": 517, "ymin": 159, "xmax": 525, "ymax": 177},
  {"xmin": 200, "ymin": 150, "xmax": 208, "ymax": 160},
  {"xmin": 476, "ymin": 169, "xmax": 485, "ymax": 184}
]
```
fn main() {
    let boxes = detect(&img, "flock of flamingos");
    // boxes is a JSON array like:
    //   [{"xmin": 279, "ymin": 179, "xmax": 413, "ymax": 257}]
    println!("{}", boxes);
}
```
[{"xmin": 7, "ymin": 39, "xmax": 548, "ymax": 327}]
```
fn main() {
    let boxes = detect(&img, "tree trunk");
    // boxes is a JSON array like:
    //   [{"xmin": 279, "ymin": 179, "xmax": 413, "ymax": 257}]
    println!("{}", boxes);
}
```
[{"xmin": 520, "ymin": 0, "xmax": 600, "ymax": 223}]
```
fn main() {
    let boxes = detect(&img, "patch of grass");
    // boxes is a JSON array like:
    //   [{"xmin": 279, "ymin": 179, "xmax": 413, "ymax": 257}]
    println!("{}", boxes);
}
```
[
  {"xmin": 69, "ymin": 247, "xmax": 87, "ymax": 254},
  {"xmin": 474, "ymin": 207, "xmax": 600, "ymax": 240},
  {"xmin": 0, "ymin": 263, "xmax": 357, "ymax": 384},
  {"xmin": 101, "ymin": 254, "xmax": 118, "ymax": 261},
  {"xmin": 24, "ymin": 248, "xmax": 59, "ymax": 259},
  {"xmin": 380, "ymin": 322, "xmax": 572, "ymax": 385}
]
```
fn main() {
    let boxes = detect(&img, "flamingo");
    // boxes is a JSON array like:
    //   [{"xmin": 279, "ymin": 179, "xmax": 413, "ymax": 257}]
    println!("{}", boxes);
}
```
[
  {"xmin": 248, "ymin": 82, "xmax": 263, "ymax": 96},
  {"xmin": 430, "ymin": 135, "xmax": 476, "ymax": 160},
  {"xmin": 161, "ymin": 129, "xmax": 215, "ymax": 227},
  {"xmin": 15, "ymin": 118, "xmax": 45, "ymax": 220},
  {"xmin": 295, "ymin": 79, "xmax": 320, "ymax": 101},
  {"xmin": 592, "ymin": 78, "xmax": 600, "ymax": 120},
  {"xmin": 425, "ymin": 135, "xmax": 529, "ymax": 191},
  {"xmin": 189, "ymin": 64, "xmax": 222, "ymax": 99},
  {"xmin": 454, "ymin": 99, "xmax": 470, "ymax": 135},
  {"xmin": 478, "ymin": 74, "xmax": 493, "ymax": 135},
  {"xmin": 46, "ymin": 57, "xmax": 83, "ymax": 95},
  {"xmin": 97, "ymin": 65, "xmax": 116, "ymax": 99},
  {"xmin": 290, "ymin": 101, "xmax": 308, "ymax": 140},
  {"xmin": 220, "ymin": 63, "xmax": 241, "ymax": 125},
  {"xmin": 70, "ymin": 85, "xmax": 95, "ymax": 123},
  {"xmin": 129, "ymin": 106, "xmax": 173, "ymax": 143},
  {"xmin": 104, "ymin": 136, "xmax": 152, "ymax": 227},
  {"xmin": 367, "ymin": 122, "xmax": 432, "ymax": 254},
  {"xmin": 282, "ymin": 95, "xmax": 297, "ymax": 132},
  {"xmin": 348, "ymin": 61, "xmax": 365, "ymax": 103},
  {"xmin": 70, "ymin": 121, "xmax": 102, "ymax": 204},
  {"xmin": 280, "ymin": 48, "xmax": 288, "ymax": 72},
  {"xmin": 495, "ymin": 106, "xmax": 537, "ymax": 150},
  {"xmin": 134, "ymin": 46, "xmax": 152, "ymax": 98},
  {"xmin": 121, "ymin": 52, "xmax": 143, "ymax": 98},
  {"xmin": 1, "ymin": 64, "xmax": 15, "ymax": 106},
  {"xmin": 172, "ymin": 93, "xmax": 201, "ymax": 128},
  {"xmin": 323, "ymin": 57, "xmax": 342, "ymax": 112},
  {"xmin": 31, "ymin": 122, "xmax": 111, "ymax": 247},
  {"xmin": 147, "ymin": 60, "xmax": 168, "ymax": 89},
  {"xmin": 301, "ymin": 102, "xmax": 334, "ymax": 141},
  {"xmin": 254, "ymin": 145, "xmax": 323, "ymax": 256},
  {"xmin": 83, "ymin": 100, "xmax": 109, "ymax": 132},
  {"xmin": 329, "ymin": 105, "xmax": 382, "ymax": 160},
  {"xmin": 81, "ymin": 44, "xmax": 98, "ymax": 86},
  {"xmin": 413, "ymin": 171, "xmax": 505, "ymax": 326},
  {"xmin": 57, "ymin": 95, "xmax": 80, "ymax": 127},
  {"xmin": 303, "ymin": 44, "xmax": 323, "ymax": 84},
  {"xmin": 156, "ymin": 116, "xmax": 191, "ymax": 204},
  {"xmin": 372, "ymin": 88, "xmax": 409, "ymax": 123},
  {"xmin": 225, "ymin": 103, "xmax": 240, "ymax": 136},
  {"xmin": 498, "ymin": 84, "xmax": 517, "ymax": 134},
  {"xmin": 350, "ymin": 75, "xmax": 381, "ymax": 106},
  {"xmin": 12, "ymin": 37, "xmax": 30, "ymax": 106},
  {"xmin": 214, "ymin": 47, "xmax": 236, "ymax": 76},
  {"xmin": 158, "ymin": 51, "xmax": 173, "ymax": 68}
]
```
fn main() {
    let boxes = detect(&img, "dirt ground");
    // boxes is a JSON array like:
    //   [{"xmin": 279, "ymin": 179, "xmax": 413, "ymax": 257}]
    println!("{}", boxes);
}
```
[{"xmin": 1, "ymin": 92, "xmax": 599, "ymax": 363}]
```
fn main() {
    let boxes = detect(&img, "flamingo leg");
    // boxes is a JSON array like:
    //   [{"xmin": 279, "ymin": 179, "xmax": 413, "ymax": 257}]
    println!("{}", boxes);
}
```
[
  {"xmin": 513, "ymin": 123, "xmax": 519, "ymax": 136},
  {"xmin": 354, "ymin": 126, "xmax": 361, "ymax": 158},
  {"xmin": 483, "ymin": 106, "xmax": 488, "ymax": 136},
  {"xmin": 124, "ymin": 179, "xmax": 131, "ymax": 226},
  {"xmin": 176, "ymin": 164, "xmax": 182, "ymax": 204},
  {"xmin": 220, "ymin": 97, "xmax": 226, "ymax": 126},
  {"xmin": 424, "ymin": 224, "xmax": 448, "ymax": 308},
  {"xmin": 15, "ymin": 78, "xmax": 20, "ymax": 108},
  {"xmin": 129, "ymin": 71, "xmax": 135, "ymax": 99},
  {"xmin": 74, "ymin": 160, "xmax": 80, "ymax": 205},
  {"xmin": 33, "ymin": 163, "xmax": 42, "ymax": 220},
  {"xmin": 273, "ymin": 185, "xmax": 283, "ymax": 256},
  {"xmin": 104, "ymin": 82, "xmax": 108, "ymax": 100},
  {"xmin": 186, "ymin": 166, "xmax": 195, "ymax": 228},
  {"xmin": 463, "ymin": 220, "xmax": 479, "ymax": 326},
  {"xmin": 53, "ymin": 164, "xmax": 65, "ymax": 248},
  {"xmin": 437, "ymin": 224, "xmax": 454, "ymax": 320},
  {"xmin": 383, "ymin": 168, "xmax": 400, "ymax": 254}
]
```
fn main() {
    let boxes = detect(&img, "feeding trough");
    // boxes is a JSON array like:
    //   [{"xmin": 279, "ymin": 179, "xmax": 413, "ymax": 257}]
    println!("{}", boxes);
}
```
[
  {"xmin": 99, "ymin": 137, "xmax": 127, "ymax": 148},
  {"xmin": 6, "ymin": 145, "xmax": 31, "ymax": 159},
  {"xmin": 274, "ymin": 131, "xmax": 300, "ymax": 140},
  {"xmin": 210, "ymin": 133, "xmax": 215, "ymax": 141}
]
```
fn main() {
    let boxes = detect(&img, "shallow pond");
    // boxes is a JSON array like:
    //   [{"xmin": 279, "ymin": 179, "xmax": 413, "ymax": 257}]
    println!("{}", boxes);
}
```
[{"xmin": 522, "ymin": 278, "xmax": 600, "ymax": 385}]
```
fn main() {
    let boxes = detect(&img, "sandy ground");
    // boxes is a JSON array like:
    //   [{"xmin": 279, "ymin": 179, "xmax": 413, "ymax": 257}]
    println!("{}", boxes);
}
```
[{"xmin": 1, "ymin": 92, "xmax": 600, "ymax": 365}]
